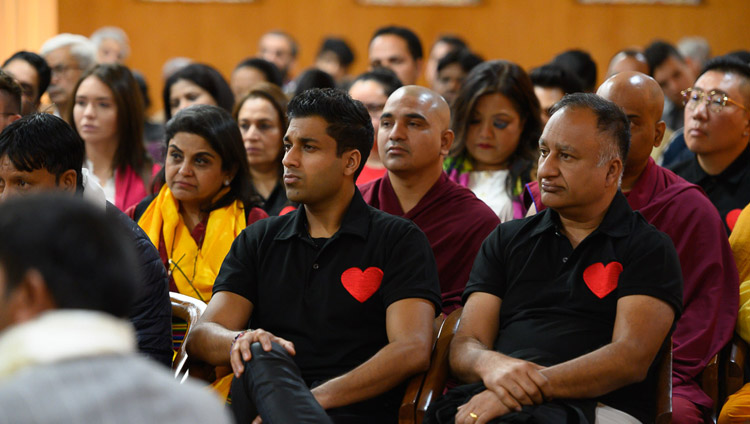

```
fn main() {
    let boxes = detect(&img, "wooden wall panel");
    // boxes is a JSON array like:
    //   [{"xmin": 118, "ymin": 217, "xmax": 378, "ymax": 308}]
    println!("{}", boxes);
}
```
[
  {"xmin": 1, "ymin": 0, "xmax": 58, "ymax": 61},
  {"xmin": 47, "ymin": 0, "xmax": 750, "ymax": 114}
]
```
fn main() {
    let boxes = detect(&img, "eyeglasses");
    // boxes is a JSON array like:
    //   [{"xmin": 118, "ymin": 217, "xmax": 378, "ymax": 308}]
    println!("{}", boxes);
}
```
[
  {"xmin": 50, "ymin": 64, "xmax": 81, "ymax": 77},
  {"xmin": 681, "ymin": 88, "xmax": 749, "ymax": 114}
]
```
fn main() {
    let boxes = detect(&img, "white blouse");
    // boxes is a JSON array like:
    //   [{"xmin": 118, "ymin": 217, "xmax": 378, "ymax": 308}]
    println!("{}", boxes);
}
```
[{"xmin": 468, "ymin": 169, "xmax": 514, "ymax": 222}]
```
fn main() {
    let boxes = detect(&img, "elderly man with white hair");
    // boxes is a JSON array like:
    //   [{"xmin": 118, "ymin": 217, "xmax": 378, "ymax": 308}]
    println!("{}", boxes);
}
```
[{"xmin": 40, "ymin": 33, "xmax": 95, "ymax": 121}]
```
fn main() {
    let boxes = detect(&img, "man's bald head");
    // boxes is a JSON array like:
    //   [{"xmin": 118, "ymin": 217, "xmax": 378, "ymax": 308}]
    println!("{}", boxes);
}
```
[
  {"xmin": 606, "ymin": 50, "xmax": 650, "ymax": 78},
  {"xmin": 597, "ymin": 71, "xmax": 666, "ymax": 187},
  {"xmin": 387, "ymin": 85, "xmax": 451, "ymax": 130},
  {"xmin": 378, "ymin": 85, "xmax": 454, "ymax": 178},
  {"xmin": 599, "ymin": 71, "xmax": 664, "ymax": 120}
]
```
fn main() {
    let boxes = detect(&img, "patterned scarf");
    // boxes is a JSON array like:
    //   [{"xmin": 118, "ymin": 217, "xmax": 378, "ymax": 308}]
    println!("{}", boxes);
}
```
[{"xmin": 138, "ymin": 185, "xmax": 246, "ymax": 302}]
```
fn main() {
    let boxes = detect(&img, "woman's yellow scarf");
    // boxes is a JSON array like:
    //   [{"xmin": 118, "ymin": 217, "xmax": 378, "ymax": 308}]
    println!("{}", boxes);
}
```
[{"xmin": 138, "ymin": 185, "xmax": 245, "ymax": 302}]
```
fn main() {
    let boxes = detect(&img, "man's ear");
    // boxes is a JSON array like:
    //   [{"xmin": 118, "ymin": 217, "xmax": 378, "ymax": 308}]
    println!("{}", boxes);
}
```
[
  {"xmin": 440, "ymin": 129, "xmax": 455, "ymax": 157},
  {"xmin": 8, "ymin": 269, "xmax": 56, "ymax": 325},
  {"xmin": 606, "ymin": 158, "xmax": 624, "ymax": 188},
  {"xmin": 342, "ymin": 149, "xmax": 362, "ymax": 178},
  {"xmin": 58, "ymin": 170, "xmax": 78, "ymax": 193},
  {"xmin": 653, "ymin": 121, "xmax": 666, "ymax": 148}
]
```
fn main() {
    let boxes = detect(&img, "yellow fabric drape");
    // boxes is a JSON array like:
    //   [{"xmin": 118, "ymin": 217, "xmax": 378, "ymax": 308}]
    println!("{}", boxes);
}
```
[
  {"xmin": 730, "ymin": 205, "xmax": 750, "ymax": 342},
  {"xmin": 138, "ymin": 185, "xmax": 246, "ymax": 302}
]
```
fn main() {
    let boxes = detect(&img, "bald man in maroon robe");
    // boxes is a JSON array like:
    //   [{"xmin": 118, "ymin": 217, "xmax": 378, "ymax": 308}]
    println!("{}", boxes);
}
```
[
  {"xmin": 360, "ymin": 86, "xmax": 499, "ymax": 313},
  {"xmin": 526, "ymin": 72, "xmax": 738, "ymax": 423}
]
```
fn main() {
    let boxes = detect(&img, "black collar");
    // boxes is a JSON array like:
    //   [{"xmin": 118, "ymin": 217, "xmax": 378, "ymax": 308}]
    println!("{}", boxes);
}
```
[
  {"xmin": 274, "ymin": 188, "xmax": 370, "ymax": 242},
  {"xmin": 683, "ymin": 143, "xmax": 750, "ymax": 184},
  {"xmin": 530, "ymin": 191, "xmax": 632, "ymax": 239}
]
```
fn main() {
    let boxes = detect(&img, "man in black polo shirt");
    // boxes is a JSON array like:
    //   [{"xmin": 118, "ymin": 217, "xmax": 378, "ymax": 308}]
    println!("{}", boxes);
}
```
[
  {"xmin": 187, "ymin": 88, "xmax": 441, "ymax": 423},
  {"xmin": 670, "ymin": 56, "xmax": 750, "ymax": 234},
  {"xmin": 427, "ymin": 93, "xmax": 682, "ymax": 424}
]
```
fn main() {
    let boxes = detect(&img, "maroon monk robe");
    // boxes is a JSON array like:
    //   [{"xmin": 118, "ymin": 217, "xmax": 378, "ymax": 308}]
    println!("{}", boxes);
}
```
[
  {"xmin": 360, "ymin": 172, "xmax": 499, "ymax": 313},
  {"xmin": 526, "ymin": 158, "xmax": 739, "ymax": 412}
]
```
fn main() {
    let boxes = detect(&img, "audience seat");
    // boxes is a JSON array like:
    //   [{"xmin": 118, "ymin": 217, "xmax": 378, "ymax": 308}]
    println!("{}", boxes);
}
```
[
  {"xmin": 170, "ymin": 292, "xmax": 207, "ymax": 383},
  {"xmin": 656, "ymin": 339, "xmax": 673, "ymax": 424},
  {"xmin": 725, "ymin": 333, "xmax": 748, "ymax": 402},
  {"xmin": 399, "ymin": 307, "xmax": 462, "ymax": 424},
  {"xmin": 702, "ymin": 353, "xmax": 720, "ymax": 423}
]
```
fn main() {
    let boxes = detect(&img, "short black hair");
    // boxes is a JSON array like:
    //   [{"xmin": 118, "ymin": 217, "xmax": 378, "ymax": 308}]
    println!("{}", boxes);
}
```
[
  {"xmin": 317, "ymin": 38, "xmax": 355, "ymax": 68},
  {"xmin": 371, "ymin": 26, "xmax": 423, "ymax": 61},
  {"xmin": 287, "ymin": 88, "xmax": 373, "ymax": 181},
  {"xmin": 529, "ymin": 63, "xmax": 585, "ymax": 94},
  {"xmin": 0, "ymin": 113, "xmax": 84, "ymax": 191},
  {"xmin": 551, "ymin": 49, "xmax": 598, "ymax": 92},
  {"xmin": 233, "ymin": 57, "xmax": 284, "ymax": 88},
  {"xmin": 644, "ymin": 40, "xmax": 684, "ymax": 76},
  {"xmin": 0, "ymin": 70, "xmax": 22, "ymax": 115},
  {"xmin": 0, "ymin": 194, "xmax": 137, "ymax": 317},
  {"xmin": 351, "ymin": 68, "xmax": 403, "ymax": 97},
  {"xmin": 549, "ymin": 93, "xmax": 630, "ymax": 167},
  {"xmin": 294, "ymin": 68, "xmax": 336, "ymax": 97},
  {"xmin": 162, "ymin": 104, "xmax": 258, "ymax": 212},
  {"xmin": 437, "ymin": 49, "xmax": 483, "ymax": 74},
  {"xmin": 699, "ymin": 55, "xmax": 750, "ymax": 106},
  {"xmin": 163, "ymin": 63, "xmax": 235, "ymax": 120},
  {"xmin": 725, "ymin": 50, "xmax": 750, "ymax": 65},
  {"xmin": 700, "ymin": 55, "xmax": 750, "ymax": 80},
  {"xmin": 2, "ymin": 51, "xmax": 51, "ymax": 103}
]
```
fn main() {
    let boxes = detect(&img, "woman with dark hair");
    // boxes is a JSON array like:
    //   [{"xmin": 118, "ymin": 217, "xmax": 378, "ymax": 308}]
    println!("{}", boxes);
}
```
[
  {"xmin": 230, "ymin": 57, "xmax": 283, "ymax": 100},
  {"xmin": 132, "ymin": 104, "xmax": 266, "ymax": 303},
  {"xmin": 445, "ymin": 60, "xmax": 542, "ymax": 222},
  {"xmin": 70, "ymin": 63, "xmax": 159, "ymax": 211},
  {"xmin": 162, "ymin": 63, "xmax": 234, "ymax": 120},
  {"xmin": 233, "ymin": 82, "xmax": 293, "ymax": 216}
]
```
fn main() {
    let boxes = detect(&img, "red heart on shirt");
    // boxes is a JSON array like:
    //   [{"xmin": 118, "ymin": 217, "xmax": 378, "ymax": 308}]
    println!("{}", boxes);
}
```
[
  {"xmin": 341, "ymin": 267, "xmax": 383, "ymax": 303},
  {"xmin": 583, "ymin": 262, "xmax": 623, "ymax": 299},
  {"xmin": 727, "ymin": 209, "xmax": 742, "ymax": 232}
]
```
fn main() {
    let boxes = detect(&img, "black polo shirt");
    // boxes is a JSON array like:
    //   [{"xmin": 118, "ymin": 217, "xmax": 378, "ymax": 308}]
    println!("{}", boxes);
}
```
[
  {"xmin": 257, "ymin": 180, "xmax": 294, "ymax": 216},
  {"xmin": 213, "ymin": 189, "xmax": 441, "ymax": 384},
  {"xmin": 463, "ymin": 191, "xmax": 683, "ymax": 424},
  {"xmin": 671, "ymin": 144, "xmax": 750, "ymax": 234}
]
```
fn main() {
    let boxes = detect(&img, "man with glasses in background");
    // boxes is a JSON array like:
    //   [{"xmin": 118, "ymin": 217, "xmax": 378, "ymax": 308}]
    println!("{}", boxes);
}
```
[
  {"xmin": 40, "ymin": 33, "xmax": 95, "ymax": 122},
  {"xmin": 671, "ymin": 56, "xmax": 750, "ymax": 234}
]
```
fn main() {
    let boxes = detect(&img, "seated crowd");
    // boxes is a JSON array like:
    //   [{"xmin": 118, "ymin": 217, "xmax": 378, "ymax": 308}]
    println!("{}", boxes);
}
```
[{"xmin": 0, "ymin": 24, "xmax": 750, "ymax": 424}]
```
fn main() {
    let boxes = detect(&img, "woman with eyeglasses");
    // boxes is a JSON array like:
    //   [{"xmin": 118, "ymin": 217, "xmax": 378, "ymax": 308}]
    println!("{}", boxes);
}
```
[
  {"xmin": 131, "ymin": 104, "xmax": 267, "ymax": 303},
  {"xmin": 233, "ymin": 82, "xmax": 294, "ymax": 216},
  {"xmin": 348, "ymin": 68, "xmax": 403, "ymax": 185},
  {"xmin": 70, "ymin": 63, "xmax": 159, "ymax": 212},
  {"xmin": 444, "ymin": 60, "xmax": 542, "ymax": 222}
]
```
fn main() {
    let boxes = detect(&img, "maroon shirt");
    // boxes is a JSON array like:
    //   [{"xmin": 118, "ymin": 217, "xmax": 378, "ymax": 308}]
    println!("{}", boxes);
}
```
[
  {"xmin": 360, "ymin": 172, "xmax": 499, "ymax": 313},
  {"xmin": 526, "ymin": 158, "xmax": 739, "ymax": 409}
]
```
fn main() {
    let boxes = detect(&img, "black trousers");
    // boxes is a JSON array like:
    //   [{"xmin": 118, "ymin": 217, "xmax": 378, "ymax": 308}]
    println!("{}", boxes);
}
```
[{"xmin": 230, "ymin": 342, "xmax": 332, "ymax": 424}]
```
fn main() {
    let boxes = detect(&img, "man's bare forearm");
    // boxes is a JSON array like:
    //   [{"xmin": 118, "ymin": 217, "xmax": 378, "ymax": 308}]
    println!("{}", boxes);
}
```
[
  {"xmin": 311, "ymin": 337, "xmax": 431, "ymax": 410},
  {"xmin": 450, "ymin": 334, "xmax": 504, "ymax": 383},
  {"xmin": 542, "ymin": 296, "xmax": 674, "ymax": 400},
  {"xmin": 186, "ymin": 321, "xmax": 239, "ymax": 366}
]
